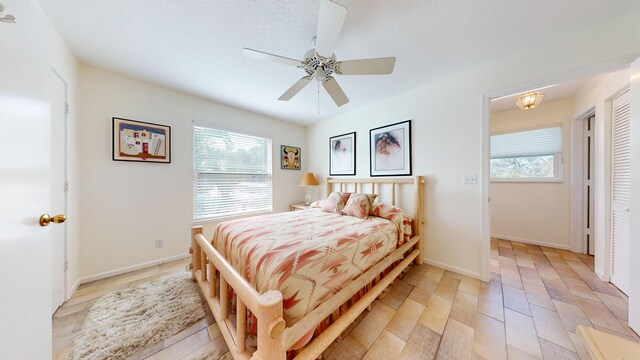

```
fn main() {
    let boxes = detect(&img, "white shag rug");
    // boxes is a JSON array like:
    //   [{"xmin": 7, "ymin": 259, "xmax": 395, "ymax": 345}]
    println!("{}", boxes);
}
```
[{"xmin": 68, "ymin": 271, "xmax": 207, "ymax": 360}]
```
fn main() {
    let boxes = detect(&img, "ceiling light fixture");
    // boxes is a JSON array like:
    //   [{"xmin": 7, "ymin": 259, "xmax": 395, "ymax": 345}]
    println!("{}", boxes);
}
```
[
  {"xmin": 0, "ymin": 3, "xmax": 17, "ymax": 24},
  {"xmin": 516, "ymin": 91, "xmax": 544, "ymax": 110}
]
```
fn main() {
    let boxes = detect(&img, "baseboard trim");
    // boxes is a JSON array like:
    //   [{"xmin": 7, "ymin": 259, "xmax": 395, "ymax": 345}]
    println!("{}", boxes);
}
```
[
  {"xmin": 423, "ymin": 258, "xmax": 482, "ymax": 280},
  {"xmin": 595, "ymin": 269, "xmax": 610, "ymax": 282},
  {"xmin": 491, "ymin": 234, "xmax": 571, "ymax": 250},
  {"xmin": 67, "ymin": 278, "xmax": 80, "ymax": 301},
  {"xmin": 79, "ymin": 253, "xmax": 190, "ymax": 284}
]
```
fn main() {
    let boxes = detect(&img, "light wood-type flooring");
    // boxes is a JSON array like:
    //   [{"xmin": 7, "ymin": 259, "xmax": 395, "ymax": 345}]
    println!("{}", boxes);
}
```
[{"xmin": 53, "ymin": 239, "xmax": 639, "ymax": 359}]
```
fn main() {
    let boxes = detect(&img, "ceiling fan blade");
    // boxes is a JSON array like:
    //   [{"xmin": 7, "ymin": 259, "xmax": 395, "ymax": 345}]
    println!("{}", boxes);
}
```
[
  {"xmin": 279, "ymin": 77, "xmax": 313, "ymax": 101},
  {"xmin": 242, "ymin": 48, "xmax": 302, "ymax": 67},
  {"xmin": 337, "ymin": 57, "xmax": 396, "ymax": 75},
  {"xmin": 323, "ymin": 77, "xmax": 349, "ymax": 107},
  {"xmin": 315, "ymin": 0, "xmax": 347, "ymax": 57}
]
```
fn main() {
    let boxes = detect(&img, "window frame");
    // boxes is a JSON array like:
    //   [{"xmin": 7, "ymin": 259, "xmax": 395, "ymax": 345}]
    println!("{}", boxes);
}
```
[
  {"xmin": 490, "ymin": 124, "xmax": 564, "ymax": 183},
  {"xmin": 192, "ymin": 123, "xmax": 274, "ymax": 223}
]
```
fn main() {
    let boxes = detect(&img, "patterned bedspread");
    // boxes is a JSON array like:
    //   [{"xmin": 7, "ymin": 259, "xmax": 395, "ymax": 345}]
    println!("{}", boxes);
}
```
[{"xmin": 211, "ymin": 208, "xmax": 408, "ymax": 326}]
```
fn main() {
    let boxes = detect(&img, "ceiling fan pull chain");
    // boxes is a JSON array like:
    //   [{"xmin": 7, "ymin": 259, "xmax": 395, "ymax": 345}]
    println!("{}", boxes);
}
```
[{"xmin": 317, "ymin": 80, "xmax": 320, "ymax": 115}]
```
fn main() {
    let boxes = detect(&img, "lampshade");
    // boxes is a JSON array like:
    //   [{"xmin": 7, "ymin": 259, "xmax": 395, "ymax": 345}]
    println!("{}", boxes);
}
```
[
  {"xmin": 299, "ymin": 172, "xmax": 319, "ymax": 186},
  {"xmin": 515, "ymin": 91, "xmax": 544, "ymax": 110}
]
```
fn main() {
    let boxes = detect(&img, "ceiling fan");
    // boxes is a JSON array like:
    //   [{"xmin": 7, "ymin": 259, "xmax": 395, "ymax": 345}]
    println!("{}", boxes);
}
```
[
  {"xmin": 0, "ymin": 3, "xmax": 17, "ymax": 24},
  {"xmin": 242, "ymin": 0, "xmax": 396, "ymax": 107}
]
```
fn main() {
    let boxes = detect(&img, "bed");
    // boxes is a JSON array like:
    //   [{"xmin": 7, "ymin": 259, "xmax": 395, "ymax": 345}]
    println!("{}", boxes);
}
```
[{"xmin": 189, "ymin": 176, "xmax": 425, "ymax": 360}]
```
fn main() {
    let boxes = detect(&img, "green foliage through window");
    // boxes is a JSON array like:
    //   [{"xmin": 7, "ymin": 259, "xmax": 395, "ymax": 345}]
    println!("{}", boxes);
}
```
[{"xmin": 490, "ymin": 155, "xmax": 555, "ymax": 179}]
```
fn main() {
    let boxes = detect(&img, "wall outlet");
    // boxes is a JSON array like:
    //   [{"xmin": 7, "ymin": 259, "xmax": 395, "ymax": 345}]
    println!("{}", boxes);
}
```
[
  {"xmin": 464, "ymin": 174, "xmax": 478, "ymax": 184},
  {"xmin": 155, "ymin": 239, "xmax": 164, "ymax": 248}
]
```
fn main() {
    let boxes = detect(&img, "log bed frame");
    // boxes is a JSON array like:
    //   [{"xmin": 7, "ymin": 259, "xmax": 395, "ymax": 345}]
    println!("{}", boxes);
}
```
[{"xmin": 189, "ymin": 176, "xmax": 425, "ymax": 360}]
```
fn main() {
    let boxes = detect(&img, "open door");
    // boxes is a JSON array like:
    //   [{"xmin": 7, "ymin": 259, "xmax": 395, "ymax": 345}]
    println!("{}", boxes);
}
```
[
  {"xmin": 0, "ymin": 1, "xmax": 56, "ymax": 358},
  {"xmin": 629, "ymin": 57, "xmax": 640, "ymax": 335}
]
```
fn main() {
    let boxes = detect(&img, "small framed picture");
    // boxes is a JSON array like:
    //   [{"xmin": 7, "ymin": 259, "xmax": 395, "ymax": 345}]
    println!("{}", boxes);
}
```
[
  {"xmin": 112, "ymin": 117, "xmax": 171, "ymax": 163},
  {"xmin": 370, "ymin": 120, "xmax": 412, "ymax": 177},
  {"xmin": 281, "ymin": 145, "xmax": 301, "ymax": 170},
  {"xmin": 330, "ymin": 132, "xmax": 356, "ymax": 176}
]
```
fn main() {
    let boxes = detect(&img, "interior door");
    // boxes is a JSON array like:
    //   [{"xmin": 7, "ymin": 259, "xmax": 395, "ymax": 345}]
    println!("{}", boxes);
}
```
[
  {"xmin": 0, "ymin": 1, "xmax": 54, "ymax": 358},
  {"xmin": 584, "ymin": 115, "xmax": 595, "ymax": 255},
  {"xmin": 51, "ymin": 71, "xmax": 68, "ymax": 313},
  {"xmin": 628, "ymin": 55, "xmax": 640, "ymax": 336},
  {"xmin": 611, "ymin": 90, "xmax": 631, "ymax": 295}
]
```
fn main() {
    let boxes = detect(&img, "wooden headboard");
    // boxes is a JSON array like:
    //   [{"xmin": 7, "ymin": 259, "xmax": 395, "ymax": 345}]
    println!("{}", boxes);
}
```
[{"xmin": 326, "ymin": 176, "xmax": 425, "ymax": 259}]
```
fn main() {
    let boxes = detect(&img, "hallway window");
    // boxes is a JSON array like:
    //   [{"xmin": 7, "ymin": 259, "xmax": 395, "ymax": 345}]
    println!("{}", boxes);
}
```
[{"xmin": 490, "ymin": 126, "xmax": 562, "ymax": 181}]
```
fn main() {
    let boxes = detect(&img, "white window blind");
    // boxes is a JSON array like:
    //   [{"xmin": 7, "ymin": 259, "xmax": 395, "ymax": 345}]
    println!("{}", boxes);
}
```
[
  {"xmin": 491, "ymin": 126, "xmax": 562, "ymax": 159},
  {"xmin": 193, "ymin": 125, "xmax": 272, "ymax": 221}
]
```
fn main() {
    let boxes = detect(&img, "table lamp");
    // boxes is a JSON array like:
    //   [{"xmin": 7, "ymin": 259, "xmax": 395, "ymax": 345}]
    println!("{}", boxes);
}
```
[{"xmin": 299, "ymin": 172, "xmax": 319, "ymax": 205}]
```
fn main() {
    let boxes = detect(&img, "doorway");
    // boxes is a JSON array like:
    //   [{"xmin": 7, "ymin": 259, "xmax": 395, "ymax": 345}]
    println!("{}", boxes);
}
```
[{"xmin": 51, "ymin": 70, "xmax": 68, "ymax": 313}]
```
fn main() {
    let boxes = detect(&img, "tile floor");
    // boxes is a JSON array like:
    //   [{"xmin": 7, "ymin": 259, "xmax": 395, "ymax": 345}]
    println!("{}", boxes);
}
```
[{"xmin": 52, "ymin": 239, "xmax": 639, "ymax": 359}]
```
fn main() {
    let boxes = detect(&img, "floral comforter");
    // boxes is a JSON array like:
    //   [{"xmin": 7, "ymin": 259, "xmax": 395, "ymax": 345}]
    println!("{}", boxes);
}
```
[{"xmin": 211, "ymin": 207, "xmax": 412, "ymax": 326}]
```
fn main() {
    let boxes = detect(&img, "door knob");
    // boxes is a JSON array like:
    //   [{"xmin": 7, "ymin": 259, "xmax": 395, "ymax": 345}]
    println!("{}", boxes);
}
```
[{"xmin": 39, "ymin": 214, "xmax": 66, "ymax": 227}]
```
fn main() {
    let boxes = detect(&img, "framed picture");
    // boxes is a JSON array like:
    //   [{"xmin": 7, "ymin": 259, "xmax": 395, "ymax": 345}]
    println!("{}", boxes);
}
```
[
  {"xmin": 281, "ymin": 145, "xmax": 301, "ymax": 170},
  {"xmin": 370, "ymin": 120, "xmax": 412, "ymax": 176},
  {"xmin": 330, "ymin": 132, "xmax": 356, "ymax": 176},
  {"xmin": 112, "ymin": 117, "xmax": 171, "ymax": 163}
]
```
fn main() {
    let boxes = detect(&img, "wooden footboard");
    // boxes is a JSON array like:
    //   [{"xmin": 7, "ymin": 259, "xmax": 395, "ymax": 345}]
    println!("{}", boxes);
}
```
[
  {"xmin": 190, "ymin": 176, "xmax": 425, "ymax": 360},
  {"xmin": 191, "ymin": 226, "xmax": 420, "ymax": 360}
]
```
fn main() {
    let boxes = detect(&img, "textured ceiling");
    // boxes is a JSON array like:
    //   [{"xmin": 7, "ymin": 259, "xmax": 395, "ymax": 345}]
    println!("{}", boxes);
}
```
[{"xmin": 40, "ymin": 0, "xmax": 640, "ymax": 124}]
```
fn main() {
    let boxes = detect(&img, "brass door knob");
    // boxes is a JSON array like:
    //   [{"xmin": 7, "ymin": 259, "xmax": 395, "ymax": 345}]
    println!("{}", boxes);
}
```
[{"xmin": 39, "ymin": 214, "xmax": 66, "ymax": 227}]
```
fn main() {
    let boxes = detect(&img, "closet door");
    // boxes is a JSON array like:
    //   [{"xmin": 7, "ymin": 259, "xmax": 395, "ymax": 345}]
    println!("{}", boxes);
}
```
[{"xmin": 611, "ymin": 90, "xmax": 631, "ymax": 294}]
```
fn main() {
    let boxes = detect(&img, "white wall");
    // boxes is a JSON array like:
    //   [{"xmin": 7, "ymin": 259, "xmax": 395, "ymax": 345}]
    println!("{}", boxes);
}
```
[
  {"xmin": 306, "ymin": 11, "xmax": 640, "ymax": 280},
  {"xmin": 572, "ymin": 69, "xmax": 630, "ymax": 281},
  {"xmin": 78, "ymin": 65, "xmax": 307, "ymax": 280},
  {"xmin": 490, "ymin": 99, "xmax": 574, "ymax": 249}
]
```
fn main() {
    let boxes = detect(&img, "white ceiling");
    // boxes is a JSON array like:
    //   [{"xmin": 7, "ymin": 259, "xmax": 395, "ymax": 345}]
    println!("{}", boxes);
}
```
[
  {"xmin": 40, "ymin": 0, "xmax": 639, "ymax": 125},
  {"xmin": 490, "ymin": 77, "xmax": 590, "ymax": 113}
]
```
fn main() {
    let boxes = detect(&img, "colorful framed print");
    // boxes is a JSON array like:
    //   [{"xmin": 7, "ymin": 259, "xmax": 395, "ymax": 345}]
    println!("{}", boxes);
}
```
[
  {"xmin": 281, "ymin": 145, "xmax": 301, "ymax": 170},
  {"xmin": 330, "ymin": 132, "xmax": 356, "ymax": 176},
  {"xmin": 369, "ymin": 120, "xmax": 412, "ymax": 176},
  {"xmin": 112, "ymin": 117, "xmax": 171, "ymax": 163}
]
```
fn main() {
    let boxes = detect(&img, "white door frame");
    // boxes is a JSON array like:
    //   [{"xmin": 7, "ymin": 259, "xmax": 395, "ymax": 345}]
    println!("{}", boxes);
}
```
[
  {"xmin": 481, "ymin": 59, "xmax": 631, "ymax": 281},
  {"xmin": 51, "ymin": 68, "xmax": 69, "ymax": 305}
]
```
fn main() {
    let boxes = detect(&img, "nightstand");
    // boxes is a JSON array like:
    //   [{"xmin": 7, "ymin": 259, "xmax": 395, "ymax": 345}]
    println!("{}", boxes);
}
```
[{"xmin": 289, "ymin": 203, "xmax": 310, "ymax": 211}]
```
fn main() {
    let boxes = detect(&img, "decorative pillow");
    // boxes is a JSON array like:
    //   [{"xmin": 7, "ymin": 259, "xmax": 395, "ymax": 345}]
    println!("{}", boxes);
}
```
[
  {"xmin": 370, "ymin": 203, "xmax": 413, "ymax": 246},
  {"xmin": 342, "ymin": 193, "xmax": 378, "ymax": 219},
  {"xmin": 321, "ymin": 192, "xmax": 351, "ymax": 213}
]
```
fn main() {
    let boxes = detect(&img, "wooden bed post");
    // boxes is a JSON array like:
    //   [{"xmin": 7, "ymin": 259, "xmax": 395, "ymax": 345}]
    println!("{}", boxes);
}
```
[
  {"xmin": 326, "ymin": 177, "xmax": 332, "ymax": 198},
  {"xmin": 414, "ymin": 176, "xmax": 425, "ymax": 265},
  {"xmin": 191, "ymin": 226, "xmax": 203, "ymax": 281},
  {"xmin": 253, "ymin": 291, "xmax": 286, "ymax": 360}
]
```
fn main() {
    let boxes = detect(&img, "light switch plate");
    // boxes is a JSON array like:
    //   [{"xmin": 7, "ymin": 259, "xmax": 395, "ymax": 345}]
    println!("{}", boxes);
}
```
[{"xmin": 464, "ymin": 174, "xmax": 477, "ymax": 184}]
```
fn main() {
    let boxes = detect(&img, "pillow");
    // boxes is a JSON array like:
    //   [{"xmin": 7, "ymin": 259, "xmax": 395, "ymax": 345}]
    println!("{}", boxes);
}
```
[
  {"xmin": 309, "ymin": 200, "xmax": 324, "ymax": 208},
  {"xmin": 370, "ymin": 203, "xmax": 413, "ymax": 246},
  {"xmin": 321, "ymin": 192, "xmax": 351, "ymax": 213},
  {"xmin": 342, "ymin": 193, "xmax": 378, "ymax": 219}
]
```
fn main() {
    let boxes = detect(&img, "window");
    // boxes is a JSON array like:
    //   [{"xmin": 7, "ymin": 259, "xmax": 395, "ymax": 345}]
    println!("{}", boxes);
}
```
[
  {"xmin": 193, "ymin": 125, "xmax": 272, "ymax": 221},
  {"xmin": 490, "ymin": 126, "xmax": 562, "ymax": 181}
]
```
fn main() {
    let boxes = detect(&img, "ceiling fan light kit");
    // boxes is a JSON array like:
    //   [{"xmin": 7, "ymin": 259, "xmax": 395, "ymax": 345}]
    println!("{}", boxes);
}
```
[
  {"xmin": 0, "ymin": 3, "xmax": 17, "ymax": 24},
  {"xmin": 242, "ymin": 0, "xmax": 396, "ymax": 108}
]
